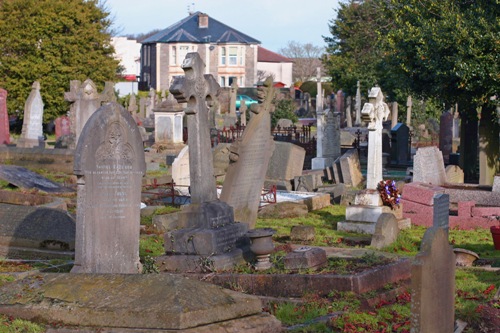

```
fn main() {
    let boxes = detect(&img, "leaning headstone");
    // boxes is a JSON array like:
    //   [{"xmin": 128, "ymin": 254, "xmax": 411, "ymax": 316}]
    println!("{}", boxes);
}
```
[
  {"xmin": 220, "ymin": 77, "xmax": 276, "ymax": 229},
  {"xmin": 411, "ymin": 227, "xmax": 455, "ymax": 333},
  {"xmin": 445, "ymin": 165, "xmax": 464, "ymax": 184},
  {"xmin": 361, "ymin": 87, "xmax": 390, "ymax": 189},
  {"xmin": 161, "ymin": 53, "xmax": 248, "ymax": 271},
  {"xmin": 370, "ymin": 213, "xmax": 399, "ymax": 250},
  {"xmin": 337, "ymin": 149, "xmax": 363, "ymax": 187},
  {"xmin": 265, "ymin": 141, "xmax": 306, "ymax": 191},
  {"xmin": 412, "ymin": 146, "xmax": 446, "ymax": 185},
  {"xmin": 17, "ymin": 82, "xmax": 45, "ymax": 148},
  {"xmin": 0, "ymin": 88, "xmax": 9, "ymax": 145},
  {"xmin": 72, "ymin": 102, "xmax": 146, "ymax": 273}
]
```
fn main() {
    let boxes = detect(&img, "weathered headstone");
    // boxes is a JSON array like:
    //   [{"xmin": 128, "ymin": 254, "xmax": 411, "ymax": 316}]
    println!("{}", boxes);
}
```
[
  {"xmin": 361, "ymin": 87, "xmax": 390, "ymax": 189},
  {"xmin": 370, "ymin": 213, "xmax": 399, "ymax": 250},
  {"xmin": 54, "ymin": 115, "xmax": 71, "ymax": 140},
  {"xmin": 336, "ymin": 89, "xmax": 346, "ymax": 126},
  {"xmin": 439, "ymin": 109, "xmax": 453, "ymax": 164},
  {"xmin": 72, "ymin": 102, "xmax": 146, "ymax": 273},
  {"xmin": 492, "ymin": 175, "xmax": 500, "ymax": 192},
  {"xmin": 145, "ymin": 88, "xmax": 156, "ymax": 118},
  {"xmin": 412, "ymin": 146, "xmax": 446, "ymax": 185},
  {"xmin": 336, "ymin": 149, "xmax": 363, "ymax": 187},
  {"xmin": 17, "ymin": 81, "xmax": 45, "ymax": 148},
  {"xmin": 266, "ymin": 141, "xmax": 306, "ymax": 191},
  {"xmin": 171, "ymin": 146, "xmax": 190, "ymax": 188},
  {"xmin": 128, "ymin": 94, "xmax": 138, "ymax": 114},
  {"xmin": 323, "ymin": 110, "xmax": 341, "ymax": 162},
  {"xmin": 433, "ymin": 193, "xmax": 450, "ymax": 235},
  {"xmin": 0, "ymin": 88, "xmax": 9, "ymax": 145},
  {"xmin": 220, "ymin": 77, "xmax": 276, "ymax": 229},
  {"xmin": 354, "ymin": 81, "xmax": 362, "ymax": 126},
  {"xmin": 411, "ymin": 227, "xmax": 455, "ymax": 332},
  {"xmin": 162, "ymin": 53, "xmax": 247, "ymax": 271}
]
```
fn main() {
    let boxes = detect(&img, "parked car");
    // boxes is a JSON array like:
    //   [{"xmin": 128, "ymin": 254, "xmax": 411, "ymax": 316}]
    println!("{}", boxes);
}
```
[{"xmin": 236, "ymin": 95, "xmax": 258, "ymax": 109}]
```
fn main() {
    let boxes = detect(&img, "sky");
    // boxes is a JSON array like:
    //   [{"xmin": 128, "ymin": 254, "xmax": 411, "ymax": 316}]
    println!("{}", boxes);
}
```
[{"xmin": 104, "ymin": 0, "xmax": 341, "ymax": 53}]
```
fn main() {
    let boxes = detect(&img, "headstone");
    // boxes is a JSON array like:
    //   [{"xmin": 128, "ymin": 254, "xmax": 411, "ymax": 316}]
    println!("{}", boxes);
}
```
[
  {"xmin": 0, "ymin": 165, "xmax": 73, "ymax": 193},
  {"xmin": 370, "ymin": 213, "xmax": 399, "ymax": 250},
  {"xmin": 64, "ymin": 79, "xmax": 114, "ymax": 148},
  {"xmin": 17, "ymin": 82, "xmax": 45, "ymax": 148},
  {"xmin": 439, "ymin": 109, "xmax": 453, "ymax": 164},
  {"xmin": 229, "ymin": 81, "xmax": 238, "ymax": 116},
  {"xmin": 0, "ymin": 204, "xmax": 75, "ymax": 258},
  {"xmin": 413, "ymin": 146, "xmax": 446, "ymax": 185},
  {"xmin": 265, "ymin": 141, "xmax": 306, "ymax": 191},
  {"xmin": 290, "ymin": 226, "xmax": 315, "ymax": 241},
  {"xmin": 54, "ymin": 115, "xmax": 71, "ymax": 140},
  {"xmin": 336, "ymin": 149, "xmax": 363, "ymax": 187},
  {"xmin": 323, "ymin": 110, "xmax": 341, "ymax": 163},
  {"xmin": 163, "ymin": 53, "xmax": 247, "ymax": 271},
  {"xmin": 139, "ymin": 97, "xmax": 146, "ymax": 118},
  {"xmin": 452, "ymin": 107, "xmax": 460, "ymax": 139},
  {"xmin": 433, "ymin": 193, "xmax": 449, "ymax": 235},
  {"xmin": 145, "ymin": 88, "xmax": 156, "ymax": 118},
  {"xmin": 361, "ymin": 87, "xmax": 390, "ymax": 189},
  {"xmin": 128, "ymin": 94, "xmax": 138, "ymax": 114},
  {"xmin": 72, "ymin": 102, "xmax": 146, "ymax": 273},
  {"xmin": 336, "ymin": 89, "xmax": 345, "ymax": 125},
  {"xmin": 276, "ymin": 118, "xmax": 293, "ymax": 128},
  {"xmin": 153, "ymin": 94, "xmax": 185, "ymax": 146},
  {"xmin": 316, "ymin": 67, "xmax": 323, "ymax": 114},
  {"xmin": 345, "ymin": 97, "xmax": 352, "ymax": 128},
  {"xmin": 171, "ymin": 145, "xmax": 190, "ymax": 188},
  {"xmin": 390, "ymin": 123, "xmax": 410, "ymax": 166},
  {"xmin": 492, "ymin": 175, "xmax": 500, "ymax": 192},
  {"xmin": 284, "ymin": 247, "xmax": 327, "ymax": 271},
  {"xmin": 220, "ymin": 77, "xmax": 276, "ymax": 229},
  {"xmin": 390, "ymin": 102, "xmax": 398, "ymax": 129},
  {"xmin": 354, "ymin": 81, "xmax": 362, "ymax": 126},
  {"xmin": 411, "ymin": 227, "xmax": 455, "ymax": 333},
  {"xmin": 445, "ymin": 165, "xmax": 464, "ymax": 184},
  {"xmin": 0, "ymin": 88, "xmax": 9, "ymax": 145},
  {"xmin": 406, "ymin": 96, "xmax": 412, "ymax": 126}
]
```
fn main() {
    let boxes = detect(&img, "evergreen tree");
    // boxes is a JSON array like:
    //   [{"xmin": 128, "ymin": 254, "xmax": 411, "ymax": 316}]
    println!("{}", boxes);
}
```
[{"xmin": 0, "ymin": 0, "xmax": 119, "ymax": 121}]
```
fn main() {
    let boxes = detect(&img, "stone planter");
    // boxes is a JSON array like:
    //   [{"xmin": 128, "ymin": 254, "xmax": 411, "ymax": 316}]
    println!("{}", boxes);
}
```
[
  {"xmin": 453, "ymin": 248, "xmax": 479, "ymax": 267},
  {"xmin": 247, "ymin": 228, "xmax": 276, "ymax": 271},
  {"xmin": 491, "ymin": 226, "xmax": 500, "ymax": 250}
]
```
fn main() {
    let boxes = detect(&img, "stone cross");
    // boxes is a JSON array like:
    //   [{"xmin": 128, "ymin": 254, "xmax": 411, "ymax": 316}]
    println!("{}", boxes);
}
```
[
  {"xmin": 0, "ymin": 88, "xmax": 9, "ymax": 145},
  {"xmin": 18, "ymin": 81, "xmax": 45, "ymax": 148},
  {"xmin": 128, "ymin": 94, "xmax": 138, "ymax": 114},
  {"xmin": 406, "ymin": 95, "xmax": 412, "ymax": 126},
  {"xmin": 361, "ymin": 87, "xmax": 390, "ymax": 189},
  {"xmin": 354, "ymin": 81, "xmax": 362, "ymax": 126},
  {"xmin": 169, "ymin": 52, "xmax": 220, "ymax": 204},
  {"xmin": 316, "ymin": 67, "xmax": 323, "ymax": 114}
]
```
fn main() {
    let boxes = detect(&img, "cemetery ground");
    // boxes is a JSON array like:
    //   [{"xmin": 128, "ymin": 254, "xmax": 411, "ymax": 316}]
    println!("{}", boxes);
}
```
[{"xmin": 0, "ymin": 167, "xmax": 498, "ymax": 333}]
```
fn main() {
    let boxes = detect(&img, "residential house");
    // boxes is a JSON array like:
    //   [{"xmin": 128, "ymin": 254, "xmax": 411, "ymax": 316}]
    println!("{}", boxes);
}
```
[
  {"xmin": 139, "ymin": 12, "xmax": 261, "ymax": 92},
  {"xmin": 110, "ymin": 37, "xmax": 141, "ymax": 96},
  {"xmin": 257, "ymin": 46, "xmax": 293, "ymax": 88}
]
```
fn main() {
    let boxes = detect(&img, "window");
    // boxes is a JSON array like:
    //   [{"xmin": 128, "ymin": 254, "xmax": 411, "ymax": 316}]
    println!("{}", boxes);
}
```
[
  {"xmin": 179, "ymin": 45, "xmax": 190, "ymax": 63},
  {"xmin": 228, "ymin": 76, "xmax": 236, "ymax": 86},
  {"xmin": 220, "ymin": 47, "xmax": 226, "ymax": 65},
  {"xmin": 229, "ymin": 47, "xmax": 238, "ymax": 65},
  {"xmin": 220, "ymin": 76, "xmax": 225, "ymax": 87},
  {"xmin": 171, "ymin": 46, "xmax": 177, "ymax": 65}
]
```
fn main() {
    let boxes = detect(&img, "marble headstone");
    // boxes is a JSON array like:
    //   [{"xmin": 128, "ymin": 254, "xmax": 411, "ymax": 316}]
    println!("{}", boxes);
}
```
[{"xmin": 17, "ymin": 81, "xmax": 45, "ymax": 148}]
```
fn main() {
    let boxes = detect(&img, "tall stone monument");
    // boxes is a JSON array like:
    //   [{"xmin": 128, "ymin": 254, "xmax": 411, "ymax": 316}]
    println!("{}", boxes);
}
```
[
  {"xmin": 64, "ymin": 79, "xmax": 114, "ymax": 148},
  {"xmin": 17, "ymin": 81, "xmax": 45, "ymax": 148},
  {"xmin": 354, "ymin": 81, "xmax": 362, "ymax": 126},
  {"xmin": 406, "ymin": 95, "xmax": 412, "ymax": 126},
  {"xmin": 439, "ymin": 109, "xmax": 453, "ymax": 164},
  {"xmin": 160, "ymin": 53, "xmax": 248, "ymax": 271},
  {"xmin": 0, "ymin": 88, "xmax": 9, "ymax": 145},
  {"xmin": 361, "ymin": 87, "xmax": 390, "ymax": 190},
  {"xmin": 220, "ymin": 77, "xmax": 276, "ymax": 229},
  {"xmin": 229, "ymin": 81, "xmax": 238, "ymax": 116},
  {"xmin": 72, "ymin": 102, "xmax": 146, "ymax": 273},
  {"xmin": 391, "ymin": 102, "xmax": 398, "ymax": 129}
]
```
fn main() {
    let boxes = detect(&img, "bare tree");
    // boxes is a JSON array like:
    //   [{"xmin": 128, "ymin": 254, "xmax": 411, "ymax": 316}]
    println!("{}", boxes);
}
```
[
  {"xmin": 256, "ymin": 70, "xmax": 276, "ymax": 83},
  {"xmin": 278, "ymin": 41, "xmax": 325, "ymax": 83}
]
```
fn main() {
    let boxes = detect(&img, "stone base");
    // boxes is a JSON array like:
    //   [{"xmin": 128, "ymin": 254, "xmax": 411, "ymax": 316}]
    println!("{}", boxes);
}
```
[
  {"xmin": 0, "ymin": 273, "xmax": 281, "ymax": 332},
  {"xmin": 311, "ymin": 157, "xmax": 334, "ymax": 170},
  {"xmin": 156, "ymin": 248, "xmax": 250, "ymax": 272},
  {"xmin": 337, "ymin": 220, "xmax": 377, "ymax": 234}
]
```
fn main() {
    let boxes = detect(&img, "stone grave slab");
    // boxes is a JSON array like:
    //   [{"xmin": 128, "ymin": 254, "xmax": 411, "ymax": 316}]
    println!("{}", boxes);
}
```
[
  {"xmin": 72, "ymin": 102, "xmax": 146, "ymax": 274},
  {"xmin": 290, "ymin": 225, "xmax": 315, "ymax": 241},
  {"xmin": 411, "ymin": 227, "xmax": 455, "ymax": 332},
  {"xmin": 284, "ymin": 246, "xmax": 327, "ymax": 271},
  {"xmin": 0, "ymin": 273, "xmax": 281, "ymax": 332},
  {"xmin": 0, "ymin": 204, "xmax": 75, "ymax": 259},
  {"xmin": 0, "ymin": 165, "xmax": 74, "ymax": 193}
]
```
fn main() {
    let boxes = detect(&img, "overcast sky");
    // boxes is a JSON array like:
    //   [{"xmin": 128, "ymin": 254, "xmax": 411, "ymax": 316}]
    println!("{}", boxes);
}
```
[{"xmin": 104, "ymin": 0, "xmax": 340, "ymax": 53}]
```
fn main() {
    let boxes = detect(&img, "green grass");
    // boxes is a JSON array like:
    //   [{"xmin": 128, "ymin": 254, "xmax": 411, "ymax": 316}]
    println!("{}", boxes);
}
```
[{"xmin": 0, "ymin": 315, "xmax": 45, "ymax": 333}]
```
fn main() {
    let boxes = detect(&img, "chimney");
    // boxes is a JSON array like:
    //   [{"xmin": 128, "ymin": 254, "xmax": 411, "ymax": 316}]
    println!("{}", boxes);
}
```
[{"xmin": 198, "ymin": 13, "xmax": 208, "ymax": 28}]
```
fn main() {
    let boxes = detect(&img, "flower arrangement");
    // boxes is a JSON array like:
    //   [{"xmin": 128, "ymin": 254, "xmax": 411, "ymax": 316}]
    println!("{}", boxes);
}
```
[{"xmin": 377, "ymin": 180, "xmax": 401, "ymax": 209}]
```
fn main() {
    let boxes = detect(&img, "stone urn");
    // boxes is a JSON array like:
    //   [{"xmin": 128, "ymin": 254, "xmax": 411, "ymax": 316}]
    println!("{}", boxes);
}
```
[{"xmin": 247, "ymin": 228, "xmax": 276, "ymax": 271}]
